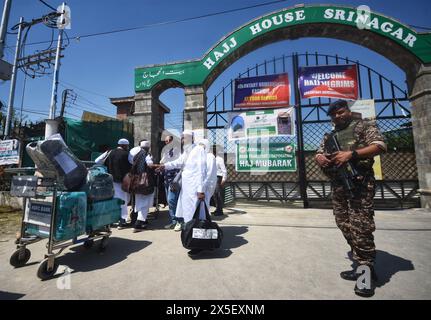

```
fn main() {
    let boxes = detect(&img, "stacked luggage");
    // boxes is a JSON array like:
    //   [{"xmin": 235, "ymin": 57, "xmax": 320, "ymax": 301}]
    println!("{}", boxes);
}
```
[
  {"xmin": 26, "ymin": 134, "xmax": 88, "ymax": 191},
  {"xmin": 25, "ymin": 134, "xmax": 121, "ymax": 239},
  {"xmin": 81, "ymin": 164, "xmax": 114, "ymax": 202},
  {"xmin": 26, "ymin": 192, "xmax": 88, "ymax": 241},
  {"xmin": 86, "ymin": 198, "xmax": 123, "ymax": 233}
]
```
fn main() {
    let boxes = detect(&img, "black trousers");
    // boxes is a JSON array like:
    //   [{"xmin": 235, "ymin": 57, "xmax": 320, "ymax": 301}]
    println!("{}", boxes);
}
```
[{"xmin": 213, "ymin": 176, "xmax": 224, "ymax": 213}]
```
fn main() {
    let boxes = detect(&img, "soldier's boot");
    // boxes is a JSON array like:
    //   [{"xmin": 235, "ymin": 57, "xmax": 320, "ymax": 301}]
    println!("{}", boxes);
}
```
[
  {"xmin": 340, "ymin": 260, "xmax": 359, "ymax": 281},
  {"xmin": 354, "ymin": 265, "xmax": 378, "ymax": 298},
  {"xmin": 340, "ymin": 269, "xmax": 358, "ymax": 281},
  {"xmin": 341, "ymin": 263, "xmax": 378, "ymax": 282}
]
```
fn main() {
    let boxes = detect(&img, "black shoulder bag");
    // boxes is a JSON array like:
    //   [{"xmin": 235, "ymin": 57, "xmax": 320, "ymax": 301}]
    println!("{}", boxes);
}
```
[{"xmin": 181, "ymin": 199, "xmax": 223, "ymax": 250}]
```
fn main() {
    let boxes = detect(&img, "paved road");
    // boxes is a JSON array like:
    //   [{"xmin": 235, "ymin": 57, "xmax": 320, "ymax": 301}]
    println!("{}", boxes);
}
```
[{"xmin": 1, "ymin": 203, "xmax": 430, "ymax": 300}]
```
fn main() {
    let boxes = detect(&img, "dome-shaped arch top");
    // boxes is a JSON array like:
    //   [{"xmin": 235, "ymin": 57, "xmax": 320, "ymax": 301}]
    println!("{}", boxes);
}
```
[{"xmin": 135, "ymin": 4, "xmax": 431, "ymax": 92}]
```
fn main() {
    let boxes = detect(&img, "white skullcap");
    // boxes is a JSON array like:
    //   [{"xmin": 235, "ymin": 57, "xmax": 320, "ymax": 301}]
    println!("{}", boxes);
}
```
[
  {"xmin": 182, "ymin": 129, "xmax": 193, "ymax": 136},
  {"xmin": 198, "ymin": 138, "xmax": 210, "ymax": 152},
  {"xmin": 118, "ymin": 138, "xmax": 129, "ymax": 145},
  {"xmin": 129, "ymin": 146, "xmax": 141, "ymax": 159},
  {"xmin": 140, "ymin": 140, "xmax": 150, "ymax": 148}
]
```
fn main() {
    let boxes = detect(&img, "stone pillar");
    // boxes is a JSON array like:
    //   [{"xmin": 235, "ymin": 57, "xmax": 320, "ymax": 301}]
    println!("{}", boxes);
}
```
[
  {"xmin": 410, "ymin": 65, "xmax": 431, "ymax": 208},
  {"xmin": 184, "ymin": 86, "xmax": 207, "ymax": 135},
  {"xmin": 133, "ymin": 91, "xmax": 162, "ymax": 161}
]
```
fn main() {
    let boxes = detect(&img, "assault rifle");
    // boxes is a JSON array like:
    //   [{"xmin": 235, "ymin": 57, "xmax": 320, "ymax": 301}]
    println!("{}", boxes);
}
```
[{"xmin": 324, "ymin": 134, "xmax": 360, "ymax": 199}]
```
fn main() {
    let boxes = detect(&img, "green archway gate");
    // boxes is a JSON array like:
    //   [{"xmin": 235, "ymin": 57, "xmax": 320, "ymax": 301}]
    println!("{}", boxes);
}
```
[{"xmin": 131, "ymin": 4, "xmax": 431, "ymax": 208}]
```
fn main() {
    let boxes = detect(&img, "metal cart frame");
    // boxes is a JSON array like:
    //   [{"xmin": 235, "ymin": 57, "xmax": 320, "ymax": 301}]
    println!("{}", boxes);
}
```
[{"xmin": 7, "ymin": 168, "xmax": 112, "ymax": 280}]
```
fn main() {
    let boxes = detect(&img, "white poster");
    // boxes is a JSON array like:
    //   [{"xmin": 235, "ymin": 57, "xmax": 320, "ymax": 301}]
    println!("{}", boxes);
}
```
[
  {"xmin": 0, "ymin": 139, "xmax": 20, "ymax": 165},
  {"xmin": 348, "ymin": 99, "xmax": 376, "ymax": 119},
  {"xmin": 227, "ymin": 107, "xmax": 295, "ymax": 140}
]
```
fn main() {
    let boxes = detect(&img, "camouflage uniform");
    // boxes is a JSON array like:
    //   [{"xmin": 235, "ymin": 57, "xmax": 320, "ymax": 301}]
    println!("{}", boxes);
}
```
[{"xmin": 316, "ymin": 119, "xmax": 386, "ymax": 267}]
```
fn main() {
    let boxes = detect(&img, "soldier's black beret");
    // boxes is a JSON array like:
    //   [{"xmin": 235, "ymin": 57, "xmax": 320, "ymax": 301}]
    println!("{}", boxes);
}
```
[{"xmin": 327, "ymin": 99, "xmax": 350, "ymax": 116}]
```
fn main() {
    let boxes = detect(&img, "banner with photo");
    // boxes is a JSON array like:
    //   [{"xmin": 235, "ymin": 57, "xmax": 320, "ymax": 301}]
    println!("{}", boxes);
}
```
[
  {"xmin": 348, "ymin": 99, "xmax": 383, "ymax": 180},
  {"xmin": 298, "ymin": 64, "xmax": 358, "ymax": 100},
  {"xmin": 227, "ymin": 107, "xmax": 295, "ymax": 140},
  {"xmin": 0, "ymin": 139, "xmax": 20, "ymax": 165},
  {"xmin": 236, "ymin": 142, "xmax": 296, "ymax": 172},
  {"xmin": 234, "ymin": 73, "xmax": 290, "ymax": 109}
]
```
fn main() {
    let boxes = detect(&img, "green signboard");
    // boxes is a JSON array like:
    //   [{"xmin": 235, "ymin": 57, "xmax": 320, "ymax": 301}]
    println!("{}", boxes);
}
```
[
  {"xmin": 236, "ymin": 142, "xmax": 297, "ymax": 172},
  {"xmin": 135, "ymin": 4, "xmax": 431, "ymax": 92}
]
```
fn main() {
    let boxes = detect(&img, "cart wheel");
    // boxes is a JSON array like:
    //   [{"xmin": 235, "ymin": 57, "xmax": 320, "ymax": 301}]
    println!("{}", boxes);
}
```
[
  {"xmin": 37, "ymin": 258, "xmax": 59, "ymax": 280},
  {"xmin": 83, "ymin": 239, "xmax": 94, "ymax": 249},
  {"xmin": 9, "ymin": 248, "xmax": 31, "ymax": 268},
  {"xmin": 99, "ymin": 237, "xmax": 108, "ymax": 252}
]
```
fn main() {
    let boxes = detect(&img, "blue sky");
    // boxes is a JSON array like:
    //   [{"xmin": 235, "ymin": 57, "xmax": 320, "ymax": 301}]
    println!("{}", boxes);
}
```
[{"xmin": 0, "ymin": 0, "xmax": 429, "ymax": 131}]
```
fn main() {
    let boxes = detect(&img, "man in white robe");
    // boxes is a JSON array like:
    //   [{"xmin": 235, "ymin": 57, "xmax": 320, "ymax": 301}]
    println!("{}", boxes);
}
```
[
  {"xmin": 158, "ymin": 130, "xmax": 207, "ymax": 225},
  {"xmin": 199, "ymin": 139, "xmax": 217, "ymax": 212},
  {"xmin": 129, "ymin": 140, "xmax": 155, "ymax": 232}
]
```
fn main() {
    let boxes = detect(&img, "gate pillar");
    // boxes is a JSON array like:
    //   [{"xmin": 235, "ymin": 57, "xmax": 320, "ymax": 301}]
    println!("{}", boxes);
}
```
[
  {"xmin": 133, "ymin": 91, "xmax": 166, "ymax": 162},
  {"xmin": 410, "ymin": 65, "xmax": 431, "ymax": 208},
  {"xmin": 184, "ymin": 86, "xmax": 207, "ymax": 132}
]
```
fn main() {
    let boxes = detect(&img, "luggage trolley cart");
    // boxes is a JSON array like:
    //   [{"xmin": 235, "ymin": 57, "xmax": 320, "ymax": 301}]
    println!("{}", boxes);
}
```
[{"xmin": 8, "ymin": 169, "xmax": 112, "ymax": 280}]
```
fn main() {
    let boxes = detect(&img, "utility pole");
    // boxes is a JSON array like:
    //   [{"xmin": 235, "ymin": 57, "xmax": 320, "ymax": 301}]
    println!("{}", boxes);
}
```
[
  {"xmin": 48, "ymin": 2, "xmax": 66, "ymax": 121},
  {"xmin": 4, "ymin": 16, "xmax": 23, "ymax": 138},
  {"xmin": 0, "ymin": 0, "xmax": 12, "ymax": 80},
  {"xmin": 0, "ymin": 0, "xmax": 12, "ymax": 59}
]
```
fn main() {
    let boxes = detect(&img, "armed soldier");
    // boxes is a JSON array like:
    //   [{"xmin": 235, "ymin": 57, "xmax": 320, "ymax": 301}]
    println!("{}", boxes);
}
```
[{"xmin": 315, "ymin": 99, "xmax": 387, "ymax": 298}]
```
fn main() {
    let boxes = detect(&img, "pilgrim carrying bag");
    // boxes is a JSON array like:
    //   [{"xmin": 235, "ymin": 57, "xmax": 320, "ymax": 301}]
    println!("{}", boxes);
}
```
[
  {"xmin": 132, "ymin": 168, "xmax": 155, "ymax": 195},
  {"xmin": 181, "ymin": 200, "xmax": 223, "ymax": 250},
  {"xmin": 122, "ymin": 151, "xmax": 155, "ymax": 195}
]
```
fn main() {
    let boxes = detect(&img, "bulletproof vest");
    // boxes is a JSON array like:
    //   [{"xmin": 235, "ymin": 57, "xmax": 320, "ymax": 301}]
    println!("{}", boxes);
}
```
[{"xmin": 333, "ymin": 119, "xmax": 374, "ymax": 174}]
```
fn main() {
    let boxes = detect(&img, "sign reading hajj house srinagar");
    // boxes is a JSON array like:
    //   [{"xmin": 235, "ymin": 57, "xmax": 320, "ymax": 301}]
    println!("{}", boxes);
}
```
[{"xmin": 135, "ymin": 5, "xmax": 431, "ymax": 91}]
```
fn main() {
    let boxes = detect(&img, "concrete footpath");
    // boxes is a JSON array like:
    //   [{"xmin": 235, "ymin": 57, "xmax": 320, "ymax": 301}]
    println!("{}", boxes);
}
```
[{"xmin": 1, "ymin": 202, "xmax": 430, "ymax": 300}]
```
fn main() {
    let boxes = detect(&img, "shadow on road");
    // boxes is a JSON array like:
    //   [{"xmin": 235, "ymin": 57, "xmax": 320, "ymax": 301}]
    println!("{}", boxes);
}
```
[
  {"xmin": 221, "ymin": 226, "xmax": 249, "ymax": 250},
  {"xmin": 55, "ymin": 237, "xmax": 151, "ymax": 276},
  {"xmin": 375, "ymin": 250, "xmax": 415, "ymax": 287},
  {"xmin": 347, "ymin": 249, "xmax": 415, "ymax": 287},
  {"xmin": 0, "ymin": 290, "xmax": 25, "ymax": 300}
]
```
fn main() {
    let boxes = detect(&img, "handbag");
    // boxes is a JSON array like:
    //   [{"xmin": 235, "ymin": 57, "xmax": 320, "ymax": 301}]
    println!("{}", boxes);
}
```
[
  {"xmin": 121, "ymin": 150, "xmax": 155, "ymax": 195},
  {"xmin": 181, "ymin": 199, "xmax": 223, "ymax": 250},
  {"xmin": 168, "ymin": 147, "xmax": 195, "ymax": 192},
  {"xmin": 133, "ymin": 169, "xmax": 155, "ymax": 195},
  {"xmin": 121, "ymin": 172, "xmax": 133, "ymax": 193},
  {"xmin": 169, "ymin": 168, "xmax": 182, "ymax": 192}
]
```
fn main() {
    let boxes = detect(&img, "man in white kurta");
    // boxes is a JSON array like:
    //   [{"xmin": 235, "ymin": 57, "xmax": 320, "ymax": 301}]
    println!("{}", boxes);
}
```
[
  {"xmin": 129, "ymin": 140, "xmax": 155, "ymax": 232},
  {"xmin": 199, "ymin": 139, "xmax": 217, "ymax": 212},
  {"xmin": 160, "ymin": 131, "xmax": 207, "ymax": 224}
]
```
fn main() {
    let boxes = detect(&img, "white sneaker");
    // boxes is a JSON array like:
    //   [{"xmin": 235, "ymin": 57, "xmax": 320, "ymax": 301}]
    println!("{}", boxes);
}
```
[{"xmin": 174, "ymin": 222, "xmax": 182, "ymax": 232}]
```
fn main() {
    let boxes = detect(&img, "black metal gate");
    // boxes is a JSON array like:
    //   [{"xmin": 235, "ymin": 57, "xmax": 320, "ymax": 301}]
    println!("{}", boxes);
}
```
[{"xmin": 207, "ymin": 52, "xmax": 419, "ymax": 208}]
